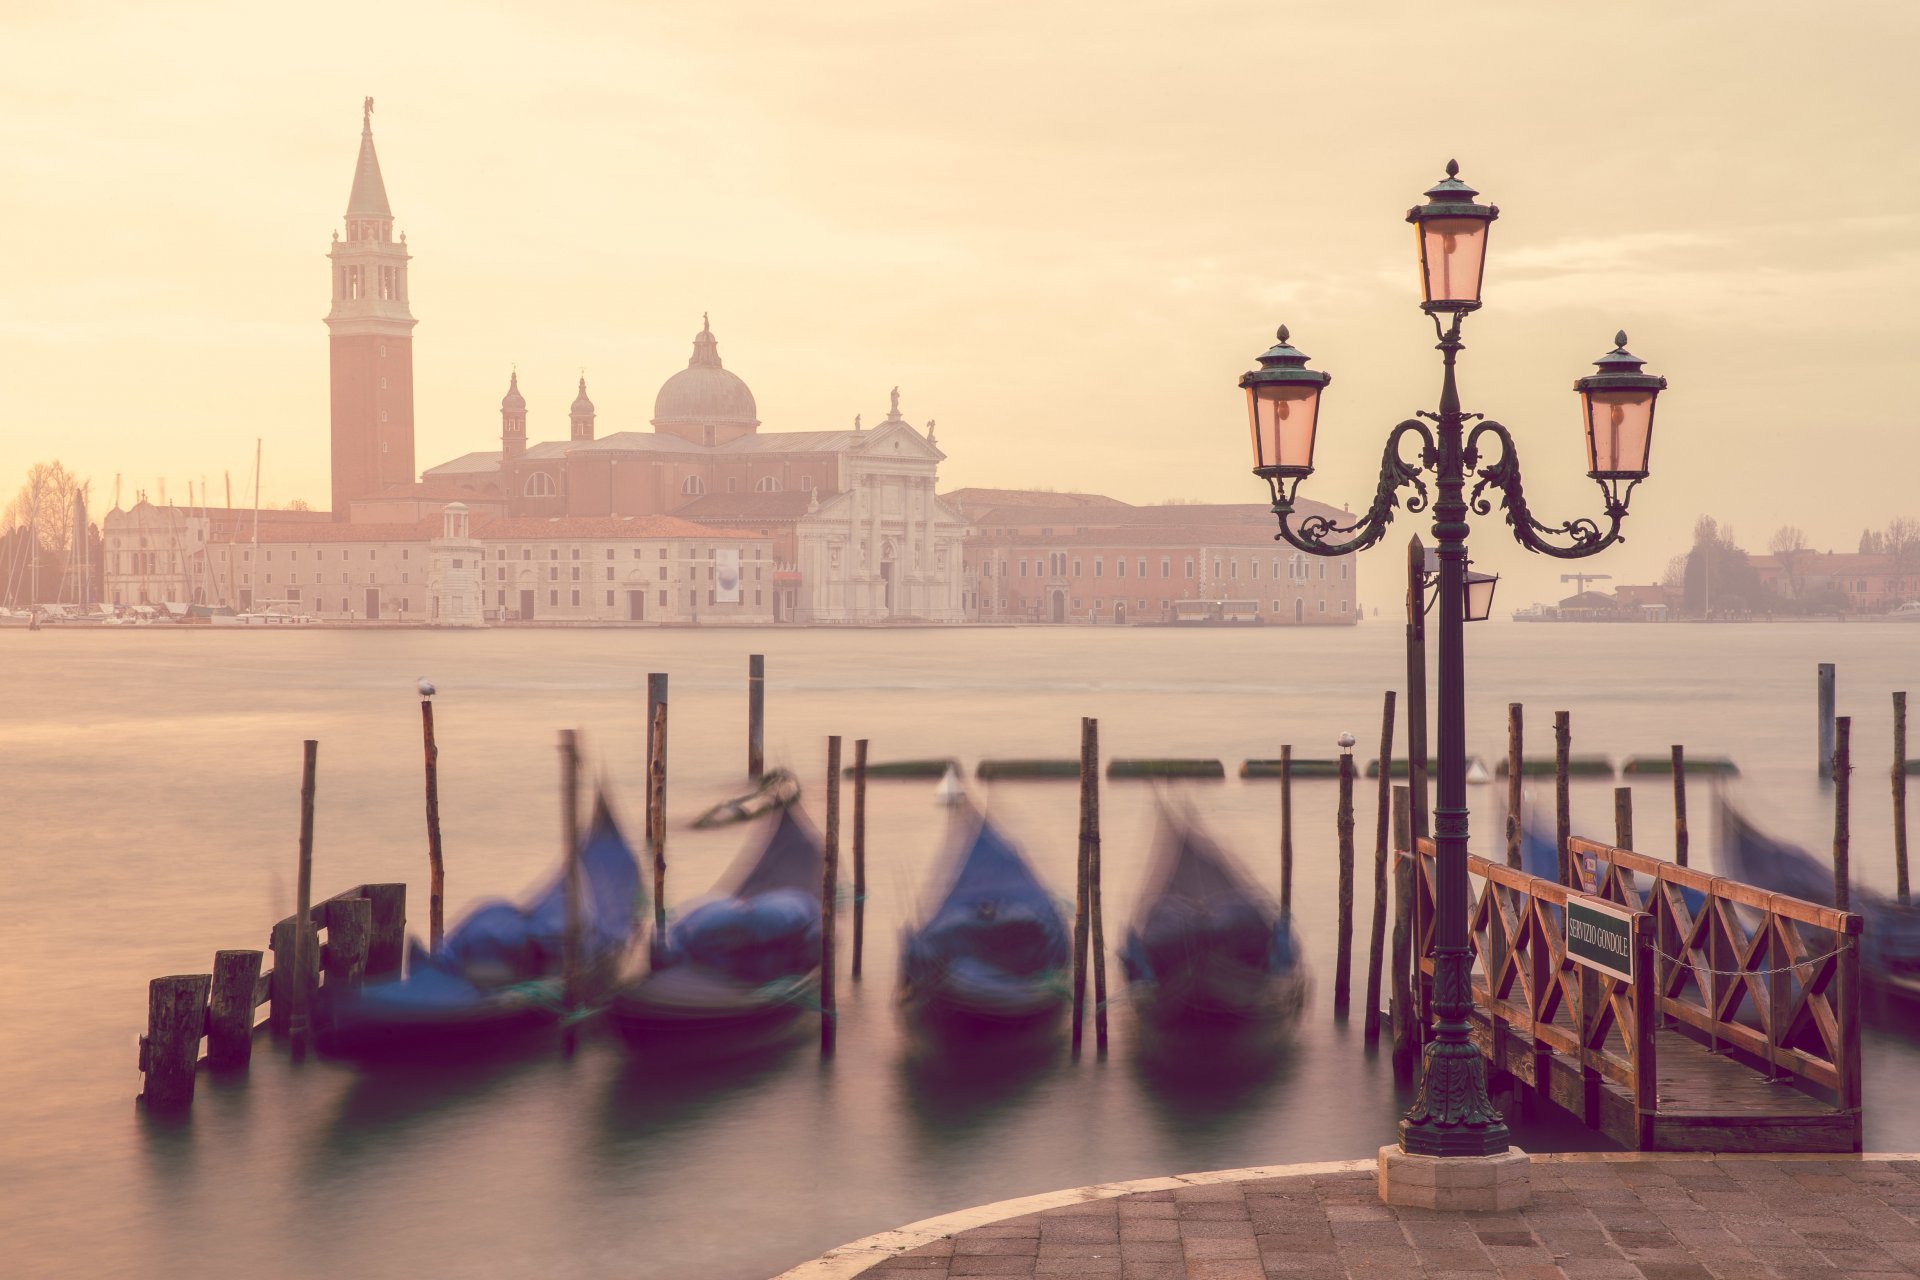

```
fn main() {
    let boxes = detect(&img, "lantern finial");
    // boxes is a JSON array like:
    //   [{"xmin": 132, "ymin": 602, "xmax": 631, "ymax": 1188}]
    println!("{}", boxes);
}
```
[
  {"xmin": 1277, "ymin": 324, "xmax": 1290, "ymax": 344},
  {"xmin": 1445, "ymin": 159, "xmax": 1459, "ymax": 179},
  {"xmin": 1614, "ymin": 330, "xmax": 1629, "ymax": 350}
]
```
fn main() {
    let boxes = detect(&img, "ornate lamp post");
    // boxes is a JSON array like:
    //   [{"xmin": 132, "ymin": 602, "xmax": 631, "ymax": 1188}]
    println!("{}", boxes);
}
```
[{"xmin": 1241, "ymin": 161, "xmax": 1666, "ymax": 1158}]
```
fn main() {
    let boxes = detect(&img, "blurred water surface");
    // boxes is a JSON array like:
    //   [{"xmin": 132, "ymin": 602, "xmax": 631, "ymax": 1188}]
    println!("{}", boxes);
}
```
[{"xmin": 1, "ymin": 621, "xmax": 1915, "ymax": 1278}]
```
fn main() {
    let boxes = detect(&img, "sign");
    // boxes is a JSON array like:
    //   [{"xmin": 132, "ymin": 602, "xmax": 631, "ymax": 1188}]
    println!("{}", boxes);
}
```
[
  {"xmin": 1565, "ymin": 895, "xmax": 1636, "ymax": 983},
  {"xmin": 714, "ymin": 549, "xmax": 741, "ymax": 604}
]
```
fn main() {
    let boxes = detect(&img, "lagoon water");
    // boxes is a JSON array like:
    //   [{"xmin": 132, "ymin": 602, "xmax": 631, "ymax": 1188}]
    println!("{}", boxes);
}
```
[{"xmin": 3, "ymin": 621, "xmax": 1917, "ymax": 1278}]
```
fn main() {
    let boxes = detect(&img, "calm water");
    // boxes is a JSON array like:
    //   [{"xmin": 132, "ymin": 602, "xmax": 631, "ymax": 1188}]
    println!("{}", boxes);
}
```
[{"xmin": 2, "ymin": 622, "xmax": 1916, "ymax": 1279}]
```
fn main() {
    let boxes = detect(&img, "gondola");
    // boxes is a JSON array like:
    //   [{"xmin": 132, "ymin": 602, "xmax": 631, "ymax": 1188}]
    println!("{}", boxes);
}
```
[
  {"xmin": 898, "ymin": 813, "xmax": 1070, "ymax": 1031},
  {"xmin": 318, "ymin": 796, "xmax": 644, "ymax": 1062},
  {"xmin": 1716, "ymin": 799, "xmax": 1920, "ymax": 1011},
  {"xmin": 608, "ymin": 806, "xmax": 824, "ymax": 1049},
  {"xmin": 1121, "ymin": 811, "xmax": 1307, "ymax": 1028}
]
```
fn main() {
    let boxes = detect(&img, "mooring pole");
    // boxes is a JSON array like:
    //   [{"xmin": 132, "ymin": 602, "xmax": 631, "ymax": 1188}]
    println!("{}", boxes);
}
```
[
  {"xmin": 821, "ymin": 736, "xmax": 841, "ymax": 1055},
  {"xmin": 852, "ymin": 737, "xmax": 868, "ymax": 980},
  {"xmin": 1405, "ymin": 536, "xmax": 1431, "ymax": 843},
  {"xmin": 1365, "ymin": 692, "xmax": 1396, "ymax": 1045},
  {"xmin": 1072, "ymin": 720, "xmax": 1092, "ymax": 1058},
  {"xmin": 1818, "ymin": 663, "xmax": 1836, "ymax": 780},
  {"xmin": 1279, "ymin": 743, "xmax": 1295, "ymax": 917},
  {"xmin": 1833, "ymin": 715, "xmax": 1852, "ymax": 911},
  {"xmin": 1505, "ymin": 703, "xmax": 1523, "ymax": 869},
  {"xmin": 1895, "ymin": 692, "xmax": 1910, "ymax": 906},
  {"xmin": 650, "ymin": 702, "xmax": 667, "ymax": 934},
  {"xmin": 1087, "ymin": 717, "xmax": 1107, "ymax": 1056},
  {"xmin": 1390, "ymin": 783, "xmax": 1415, "ymax": 1073},
  {"xmin": 422, "ymin": 697, "xmax": 444, "ymax": 950},
  {"xmin": 748, "ymin": 654, "xmax": 765, "ymax": 781},
  {"xmin": 559, "ymin": 729, "xmax": 582, "ymax": 1054},
  {"xmin": 1614, "ymin": 786, "xmax": 1634, "ymax": 852},
  {"xmin": 290, "ymin": 739, "xmax": 318, "ymax": 1062},
  {"xmin": 645, "ymin": 672, "xmax": 668, "ymax": 849},
  {"xmin": 1672, "ymin": 744, "xmax": 1689, "ymax": 868},
  {"xmin": 1554, "ymin": 711, "xmax": 1572, "ymax": 885},
  {"xmin": 1335, "ymin": 733, "xmax": 1355, "ymax": 1020}
]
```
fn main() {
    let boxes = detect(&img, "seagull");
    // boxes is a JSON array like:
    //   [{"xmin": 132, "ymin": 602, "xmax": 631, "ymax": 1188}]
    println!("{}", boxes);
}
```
[
  {"xmin": 417, "ymin": 677, "xmax": 436, "ymax": 699},
  {"xmin": 1337, "ymin": 731, "xmax": 1356, "ymax": 750}
]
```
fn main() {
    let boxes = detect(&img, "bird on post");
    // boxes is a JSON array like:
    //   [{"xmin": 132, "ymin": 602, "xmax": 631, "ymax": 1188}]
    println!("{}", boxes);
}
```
[{"xmin": 417, "ymin": 678, "xmax": 436, "ymax": 699}]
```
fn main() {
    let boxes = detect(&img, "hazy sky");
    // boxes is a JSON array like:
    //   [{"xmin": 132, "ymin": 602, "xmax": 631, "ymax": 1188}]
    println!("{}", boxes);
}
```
[{"xmin": 4, "ymin": 1, "xmax": 1915, "ymax": 612}]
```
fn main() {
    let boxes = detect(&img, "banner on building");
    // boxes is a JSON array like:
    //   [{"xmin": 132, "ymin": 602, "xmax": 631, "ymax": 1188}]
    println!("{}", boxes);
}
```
[{"xmin": 715, "ymin": 548, "xmax": 742, "ymax": 604}]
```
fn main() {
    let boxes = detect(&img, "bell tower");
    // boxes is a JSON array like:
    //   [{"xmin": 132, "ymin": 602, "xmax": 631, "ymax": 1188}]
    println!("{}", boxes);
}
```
[{"xmin": 325, "ymin": 97, "xmax": 417, "ymax": 520}]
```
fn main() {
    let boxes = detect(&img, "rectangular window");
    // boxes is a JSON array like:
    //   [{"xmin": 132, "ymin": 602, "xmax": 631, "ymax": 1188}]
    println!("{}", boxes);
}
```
[
  {"xmin": 1214, "ymin": 559, "xmax": 1222, "ymax": 577},
  {"xmin": 549, "ymin": 567, "xmax": 557, "ymax": 581},
  {"xmin": 1184, "ymin": 559, "xmax": 1194, "ymax": 578},
  {"xmin": 658, "ymin": 567, "xmax": 667, "ymax": 580},
  {"xmin": 550, "ymin": 589, "xmax": 559, "ymax": 606},
  {"xmin": 451, "ymin": 559, "xmax": 463, "ymax": 569},
  {"xmin": 496, "ymin": 568, "xmax": 505, "ymax": 581},
  {"xmin": 1073, "ymin": 558, "xmax": 1082, "ymax": 576},
  {"xmin": 1318, "ymin": 599, "xmax": 1327, "ymax": 612},
  {"xmin": 605, "ymin": 549, "xmax": 615, "ymax": 560},
  {"xmin": 1116, "ymin": 559, "xmax": 1125, "ymax": 578},
  {"xmin": 605, "ymin": 590, "xmax": 614, "ymax": 606},
  {"xmin": 571, "ymin": 548, "xmax": 580, "ymax": 560},
  {"xmin": 689, "ymin": 590, "xmax": 698, "ymax": 607},
  {"xmin": 1161, "ymin": 558, "xmax": 1170, "ymax": 578},
  {"xmin": 402, "ymin": 573, "xmax": 409, "ymax": 583},
  {"xmin": 570, "ymin": 590, "xmax": 581, "ymax": 606},
  {"xmin": 605, "ymin": 567, "xmax": 613, "ymax": 581},
  {"xmin": 1251, "ymin": 560, "xmax": 1259, "ymax": 580},
  {"xmin": 634, "ymin": 549, "xmax": 643, "ymax": 559},
  {"xmin": 571, "ymin": 567, "xmax": 581, "ymax": 581},
  {"xmin": 402, "ymin": 550, "xmax": 409, "ymax": 560},
  {"xmin": 287, "ymin": 588, "xmax": 300, "ymax": 601},
  {"xmin": 1094, "ymin": 558, "xmax": 1103, "ymax": 577},
  {"xmin": 1020, "ymin": 561, "xmax": 1028, "ymax": 577},
  {"xmin": 1229, "ymin": 560, "xmax": 1238, "ymax": 579},
  {"xmin": 1319, "ymin": 563, "xmax": 1326, "ymax": 579},
  {"xmin": 497, "ymin": 590, "xmax": 506, "ymax": 605},
  {"xmin": 755, "ymin": 589, "xmax": 762, "ymax": 606},
  {"xmin": 1341, "ymin": 563, "xmax": 1349, "ymax": 580}
]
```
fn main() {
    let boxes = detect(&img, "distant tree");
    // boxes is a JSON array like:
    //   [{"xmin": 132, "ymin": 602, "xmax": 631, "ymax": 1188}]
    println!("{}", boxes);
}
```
[
  {"xmin": 1769, "ymin": 525, "xmax": 1810, "ymax": 601},
  {"xmin": 285, "ymin": 498, "xmax": 312, "ymax": 512},
  {"xmin": 1860, "ymin": 528, "xmax": 1886, "ymax": 555},
  {"xmin": 1662, "ymin": 554, "xmax": 1689, "ymax": 590},
  {"xmin": 1683, "ymin": 518, "xmax": 1764, "ymax": 616},
  {"xmin": 2, "ymin": 461, "xmax": 84, "ymax": 554},
  {"xmin": 1885, "ymin": 517, "xmax": 1920, "ymax": 571}
]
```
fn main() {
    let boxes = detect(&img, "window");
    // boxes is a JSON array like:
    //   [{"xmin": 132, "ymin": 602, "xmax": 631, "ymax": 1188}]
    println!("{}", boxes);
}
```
[
  {"xmin": 605, "ymin": 568, "xmax": 613, "ymax": 581},
  {"xmin": 659, "ymin": 548, "xmax": 668, "ymax": 559},
  {"xmin": 550, "ymin": 590, "xmax": 559, "ymax": 606},
  {"xmin": 658, "ymin": 590, "xmax": 667, "ymax": 606},
  {"xmin": 682, "ymin": 475, "xmax": 706, "ymax": 496},
  {"xmin": 800, "ymin": 475, "xmax": 815, "ymax": 491},
  {"xmin": 452, "ymin": 559, "xmax": 463, "ymax": 569},
  {"xmin": 549, "ymin": 567, "xmax": 557, "ymax": 581},
  {"xmin": 1116, "ymin": 558, "xmax": 1125, "ymax": 578},
  {"xmin": 755, "ymin": 476, "xmax": 782, "ymax": 493},
  {"xmin": 1095, "ymin": 558, "xmax": 1103, "ymax": 577},
  {"xmin": 1319, "ymin": 563, "xmax": 1326, "ymax": 579},
  {"xmin": 1185, "ymin": 559, "xmax": 1194, "ymax": 578},
  {"xmin": 1251, "ymin": 560, "xmax": 1259, "ymax": 580},
  {"xmin": 1230, "ymin": 560, "xmax": 1238, "ymax": 579},
  {"xmin": 1214, "ymin": 559, "xmax": 1222, "ymax": 577},
  {"xmin": 1318, "ymin": 599, "xmax": 1327, "ymax": 612},
  {"xmin": 287, "ymin": 588, "xmax": 300, "ymax": 601},
  {"xmin": 524, "ymin": 472, "xmax": 557, "ymax": 498},
  {"xmin": 498, "ymin": 590, "xmax": 506, "ymax": 605},
  {"xmin": 571, "ymin": 548, "xmax": 581, "ymax": 560},
  {"xmin": 1342, "ymin": 600, "xmax": 1351, "ymax": 612},
  {"xmin": 606, "ymin": 549, "xmax": 614, "ymax": 560},
  {"xmin": 523, "ymin": 548, "xmax": 533, "ymax": 560},
  {"xmin": 1073, "ymin": 558, "xmax": 1082, "ymax": 577},
  {"xmin": 1341, "ymin": 563, "xmax": 1349, "ymax": 580},
  {"xmin": 1160, "ymin": 558, "xmax": 1170, "ymax": 578},
  {"xmin": 606, "ymin": 591, "xmax": 614, "ymax": 607},
  {"xmin": 570, "ymin": 568, "xmax": 580, "ymax": 581},
  {"xmin": 571, "ymin": 590, "xmax": 581, "ymax": 606},
  {"xmin": 658, "ymin": 568, "xmax": 667, "ymax": 580},
  {"xmin": 633, "ymin": 549, "xmax": 642, "ymax": 558},
  {"xmin": 496, "ymin": 568, "xmax": 505, "ymax": 581},
  {"xmin": 1020, "ymin": 561, "xmax": 1028, "ymax": 577},
  {"xmin": 727, "ymin": 478, "xmax": 738, "ymax": 492},
  {"xmin": 550, "ymin": 549, "xmax": 560, "ymax": 560}
]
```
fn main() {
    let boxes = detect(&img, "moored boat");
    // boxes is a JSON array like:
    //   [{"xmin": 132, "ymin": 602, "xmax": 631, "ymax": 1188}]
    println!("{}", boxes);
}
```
[
  {"xmin": 608, "ymin": 806, "xmax": 824, "ymax": 1050},
  {"xmin": 319, "ymin": 795, "xmax": 643, "ymax": 1061},
  {"xmin": 898, "ymin": 812, "xmax": 1070, "ymax": 1031},
  {"xmin": 1121, "ymin": 811, "xmax": 1307, "ymax": 1028}
]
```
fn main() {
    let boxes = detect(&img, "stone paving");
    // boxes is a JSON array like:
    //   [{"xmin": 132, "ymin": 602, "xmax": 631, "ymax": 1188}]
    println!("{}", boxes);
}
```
[{"xmin": 849, "ymin": 1157, "xmax": 1920, "ymax": 1279}]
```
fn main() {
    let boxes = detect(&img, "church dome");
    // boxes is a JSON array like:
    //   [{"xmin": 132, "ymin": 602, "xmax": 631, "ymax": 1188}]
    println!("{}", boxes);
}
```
[
  {"xmin": 570, "ymin": 377, "xmax": 594, "ymax": 417},
  {"xmin": 652, "ymin": 315, "xmax": 759, "ymax": 432}
]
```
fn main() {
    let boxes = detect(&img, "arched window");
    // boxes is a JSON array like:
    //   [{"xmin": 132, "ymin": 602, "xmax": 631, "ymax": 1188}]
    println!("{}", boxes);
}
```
[
  {"xmin": 682, "ymin": 475, "xmax": 706, "ymax": 496},
  {"xmin": 524, "ymin": 471, "xmax": 557, "ymax": 498},
  {"xmin": 755, "ymin": 476, "xmax": 783, "ymax": 493}
]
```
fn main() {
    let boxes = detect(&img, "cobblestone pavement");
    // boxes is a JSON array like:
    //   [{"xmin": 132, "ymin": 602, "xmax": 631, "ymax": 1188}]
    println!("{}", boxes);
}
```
[{"xmin": 850, "ymin": 1157, "xmax": 1920, "ymax": 1279}]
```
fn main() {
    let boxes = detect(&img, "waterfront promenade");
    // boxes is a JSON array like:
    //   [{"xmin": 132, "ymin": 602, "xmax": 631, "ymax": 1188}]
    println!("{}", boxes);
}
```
[{"xmin": 781, "ymin": 1153, "xmax": 1920, "ymax": 1279}]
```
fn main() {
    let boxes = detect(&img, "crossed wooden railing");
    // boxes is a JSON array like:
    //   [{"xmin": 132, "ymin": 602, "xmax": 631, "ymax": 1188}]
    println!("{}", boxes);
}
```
[{"xmin": 1405, "ymin": 836, "xmax": 1862, "ymax": 1151}]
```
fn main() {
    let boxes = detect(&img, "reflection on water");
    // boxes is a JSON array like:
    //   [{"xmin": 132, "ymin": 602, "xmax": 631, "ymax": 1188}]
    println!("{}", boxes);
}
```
[{"xmin": 8, "ymin": 624, "xmax": 1920, "ymax": 1279}]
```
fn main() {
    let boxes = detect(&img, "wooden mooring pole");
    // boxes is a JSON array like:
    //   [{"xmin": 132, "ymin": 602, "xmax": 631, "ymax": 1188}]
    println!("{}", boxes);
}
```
[
  {"xmin": 1364, "ymin": 693, "xmax": 1395, "ymax": 1044},
  {"xmin": 1279, "ymin": 744, "xmax": 1294, "ymax": 918},
  {"xmin": 1505, "ymin": 703, "xmax": 1523, "ymax": 869},
  {"xmin": 1405, "ymin": 536, "xmax": 1431, "ymax": 844},
  {"xmin": 1672, "ymin": 745, "xmax": 1690, "ymax": 868},
  {"xmin": 140, "ymin": 974, "xmax": 211, "ymax": 1111},
  {"xmin": 852, "ymin": 738, "xmax": 868, "ymax": 980},
  {"xmin": 422, "ymin": 696, "xmax": 445, "ymax": 950},
  {"xmin": 1335, "ymin": 734, "xmax": 1355, "ymax": 1020},
  {"xmin": 1072, "ymin": 721, "xmax": 1092, "ymax": 1057},
  {"xmin": 649, "ymin": 701, "xmax": 668, "ymax": 934},
  {"xmin": 560, "ymin": 729, "xmax": 582, "ymax": 1053},
  {"xmin": 1614, "ymin": 786, "xmax": 1634, "ymax": 852},
  {"xmin": 206, "ymin": 949, "xmax": 262, "ymax": 1070},
  {"xmin": 1895, "ymin": 692, "xmax": 1910, "ymax": 905},
  {"xmin": 748, "ymin": 654, "xmax": 765, "ymax": 782},
  {"xmin": 1833, "ymin": 715, "xmax": 1852, "ymax": 911},
  {"xmin": 1554, "ymin": 711, "xmax": 1572, "ymax": 885},
  {"xmin": 645, "ymin": 672, "xmax": 668, "ymax": 849},
  {"xmin": 290, "ymin": 739, "xmax": 318, "ymax": 1062},
  {"xmin": 1818, "ymin": 663, "xmax": 1837, "ymax": 780},
  {"xmin": 821, "ymin": 736, "xmax": 841, "ymax": 1055},
  {"xmin": 1389, "ymin": 784, "xmax": 1415, "ymax": 1074},
  {"xmin": 1087, "ymin": 717, "xmax": 1107, "ymax": 1057}
]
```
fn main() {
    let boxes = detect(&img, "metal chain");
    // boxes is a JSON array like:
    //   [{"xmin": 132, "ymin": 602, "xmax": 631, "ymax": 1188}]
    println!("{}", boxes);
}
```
[{"xmin": 1645, "ymin": 942, "xmax": 1848, "ymax": 978}]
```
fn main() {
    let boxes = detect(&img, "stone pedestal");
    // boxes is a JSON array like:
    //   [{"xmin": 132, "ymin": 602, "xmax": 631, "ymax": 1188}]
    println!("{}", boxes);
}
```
[{"xmin": 1378, "ymin": 1145, "xmax": 1530, "ymax": 1211}]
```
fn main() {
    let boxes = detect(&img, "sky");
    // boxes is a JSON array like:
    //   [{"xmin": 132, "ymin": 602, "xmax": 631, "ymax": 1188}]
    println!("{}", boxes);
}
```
[{"xmin": 2, "ymin": 0, "xmax": 1915, "ymax": 613}]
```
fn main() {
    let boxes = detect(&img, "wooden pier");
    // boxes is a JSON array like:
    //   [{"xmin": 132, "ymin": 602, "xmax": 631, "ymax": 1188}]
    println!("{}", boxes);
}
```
[{"xmin": 1403, "ymin": 837, "xmax": 1862, "ymax": 1153}]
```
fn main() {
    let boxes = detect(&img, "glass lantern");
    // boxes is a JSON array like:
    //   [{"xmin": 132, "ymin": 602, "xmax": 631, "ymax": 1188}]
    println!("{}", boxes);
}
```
[
  {"xmin": 1241, "ymin": 326, "xmax": 1331, "ymax": 479},
  {"xmin": 1575, "ymin": 332, "xmax": 1667, "ymax": 480},
  {"xmin": 1406, "ymin": 161, "xmax": 1500, "ymax": 313}
]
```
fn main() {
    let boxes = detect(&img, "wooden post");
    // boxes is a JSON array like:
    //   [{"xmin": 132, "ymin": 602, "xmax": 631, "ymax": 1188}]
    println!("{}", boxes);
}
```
[
  {"xmin": 1505, "ymin": 703, "xmax": 1523, "ymax": 869},
  {"xmin": 559, "ymin": 729, "xmax": 582, "ymax": 1050},
  {"xmin": 1406, "ymin": 536, "xmax": 1431, "ymax": 843},
  {"xmin": 1087, "ymin": 717, "xmax": 1107, "ymax": 1057},
  {"xmin": 323, "ymin": 897, "xmax": 371, "ymax": 989},
  {"xmin": 140, "ymin": 974, "xmax": 210, "ymax": 1110},
  {"xmin": 821, "ymin": 736, "xmax": 841, "ymax": 1055},
  {"xmin": 748, "ymin": 654, "xmax": 766, "ymax": 781},
  {"xmin": 1554, "ymin": 711, "xmax": 1572, "ymax": 886},
  {"xmin": 422, "ymin": 697, "xmax": 445, "ymax": 950},
  {"xmin": 1833, "ymin": 715, "xmax": 1851, "ymax": 911},
  {"xmin": 1632, "ymin": 915, "xmax": 1658, "ymax": 1150},
  {"xmin": 362, "ymin": 883, "xmax": 407, "ymax": 979},
  {"xmin": 1672, "ymin": 745, "xmax": 1689, "ymax": 868},
  {"xmin": 1818, "ymin": 663, "xmax": 1836, "ymax": 780},
  {"xmin": 1279, "ymin": 744, "xmax": 1294, "ymax": 918},
  {"xmin": 1072, "ymin": 719, "xmax": 1092, "ymax": 1057},
  {"xmin": 290, "ymin": 739, "xmax": 317, "ymax": 1061},
  {"xmin": 649, "ymin": 702, "xmax": 667, "ymax": 934},
  {"xmin": 1895, "ymin": 692, "xmax": 1910, "ymax": 906},
  {"xmin": 1390, "ymin": 784, "xmax": 1415, "ymax": 1073},
  {"xmin": 852, "ymin": 738, "xmax": 868, "ymax": 980},
  {"xmin": 1614, "ymin": 786, "xmax": 1634, "ymax": 853},
  {"xmin": 268, "ymin": 917, "xmax": 316, "ymax": 1039},
  {"xmin": 206, "ymin": 950, "xmax": 262, "ymax": 1070},
  {"xmin": 1335, "ymin": 741, "xmax": 1355, "ymax": 1020},
  {"xmin": 645, "ymin": 672, "xmax": 668, "ymax": 849},
  {"xmin": 1838, "ymin": 922, "xmax": 1863, "ymax": 1149},
  {"xmin": 1364, "ymin": 692, "xmax": 1396, "ymax": 1044}
]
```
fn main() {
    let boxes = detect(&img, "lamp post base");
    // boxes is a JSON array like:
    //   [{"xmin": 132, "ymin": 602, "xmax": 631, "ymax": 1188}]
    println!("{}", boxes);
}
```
[{"xmin": 1378, "ymin": 1144, "xmax": 1531, "ymax": 1212}]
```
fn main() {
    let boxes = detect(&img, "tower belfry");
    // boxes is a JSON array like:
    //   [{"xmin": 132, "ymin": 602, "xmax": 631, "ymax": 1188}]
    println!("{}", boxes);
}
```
[{"xmin": 325, "ymin": 97, "xmax": 417, "ymax": 519}]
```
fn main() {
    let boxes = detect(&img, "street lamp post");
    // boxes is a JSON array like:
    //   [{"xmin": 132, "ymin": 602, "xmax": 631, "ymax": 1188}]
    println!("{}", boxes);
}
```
[{"xmin": 1241, "ymin": 161, "xmax": 1666, "ymax": 1158}]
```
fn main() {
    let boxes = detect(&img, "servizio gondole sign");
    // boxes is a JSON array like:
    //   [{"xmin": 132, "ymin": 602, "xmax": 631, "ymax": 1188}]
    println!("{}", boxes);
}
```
[{"xmin": 1565, "ymin": 895, "xmax": 1637, "ymax": 984}]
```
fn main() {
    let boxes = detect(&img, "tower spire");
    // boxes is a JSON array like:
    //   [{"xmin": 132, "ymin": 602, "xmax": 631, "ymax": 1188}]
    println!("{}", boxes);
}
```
[{"xmin": 347, "ymin": 96, "xmax": 391, "ymax": 217}]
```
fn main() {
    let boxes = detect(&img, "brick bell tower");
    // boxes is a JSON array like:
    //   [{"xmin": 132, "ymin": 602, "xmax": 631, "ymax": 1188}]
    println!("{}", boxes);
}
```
[{"xmin": 325, "ymin": 97, "xmax": 416, "ymax": 519}]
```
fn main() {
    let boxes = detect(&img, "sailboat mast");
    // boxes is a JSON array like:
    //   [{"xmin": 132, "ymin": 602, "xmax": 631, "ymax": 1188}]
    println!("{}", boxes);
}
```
[{"xmin": 251, "ymin": 440, "xmax": 262, "ymax": 609}]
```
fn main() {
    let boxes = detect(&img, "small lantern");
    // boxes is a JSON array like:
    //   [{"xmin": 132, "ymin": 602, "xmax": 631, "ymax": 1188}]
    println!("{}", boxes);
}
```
[
  {"xmin": 1574, "ymin": 332, "xmax": 1667, "ymax": 480},
  {"xmin": 1464, "ymin": 570, "xmax": 1499, "ymax": 623},
  {"xmin": 1241, "ymin": 325, "xmax": 1332, "ymax": 479},
  {"xmin": 1406, "ymin": 161, "xmax": 1499, "ymax": 313}
]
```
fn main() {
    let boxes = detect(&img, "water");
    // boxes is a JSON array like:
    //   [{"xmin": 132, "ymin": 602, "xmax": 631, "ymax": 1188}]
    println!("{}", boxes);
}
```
[{"xmin": 2, "ymin": 622, "xmax": 1915, "ymax": 1279}]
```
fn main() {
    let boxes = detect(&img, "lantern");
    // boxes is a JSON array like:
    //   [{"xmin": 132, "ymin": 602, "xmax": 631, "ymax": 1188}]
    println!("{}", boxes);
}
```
[
  {"xmin": 1406, "ymin": 161, "xmax": 1499, "ymax": 313},
  {"xmin": 1575, "ymin": 332, "xmax": 1667, "ymax": 480},
  {"xmin": 1464, "ymin": 570, "xmax": 1499, "ymax": 623},
  {"xmin": 1241, "ymin": 326, "xmax": 1332, "ymax": 479}
]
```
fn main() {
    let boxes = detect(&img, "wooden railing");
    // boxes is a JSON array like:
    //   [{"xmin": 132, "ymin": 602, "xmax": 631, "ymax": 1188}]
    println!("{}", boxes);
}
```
[
  {"xmin": 138, "ymin": 883, "xmax": 405, "ymax": 1111},
  {"xmin": 1406, "ymin": 837, "xmax": 1862, "ymax": 1150}
]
